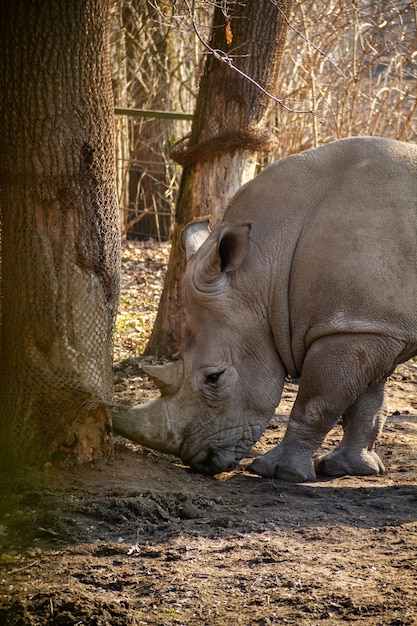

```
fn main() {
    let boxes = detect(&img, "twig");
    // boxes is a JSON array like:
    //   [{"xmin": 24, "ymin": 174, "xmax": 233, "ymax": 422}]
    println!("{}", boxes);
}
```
[
  {"xmin": 9, "ymin": 560, "xmax": 40, "ymax": 574},
  {"xmin": 38, "ymin": 526, "xmax": 58, "ymax": 536}
]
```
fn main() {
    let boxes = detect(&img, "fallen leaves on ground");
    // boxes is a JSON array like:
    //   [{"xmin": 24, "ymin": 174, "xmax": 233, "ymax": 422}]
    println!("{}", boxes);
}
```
[{"xmin": 114, "ymin": 239, "xmax": 170, "ymax": 362}]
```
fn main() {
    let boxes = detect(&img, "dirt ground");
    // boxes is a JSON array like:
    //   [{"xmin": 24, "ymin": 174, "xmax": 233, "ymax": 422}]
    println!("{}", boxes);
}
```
[{"xmin": 1, "ymin": 241, "xmax": 417, "ymax": 626}]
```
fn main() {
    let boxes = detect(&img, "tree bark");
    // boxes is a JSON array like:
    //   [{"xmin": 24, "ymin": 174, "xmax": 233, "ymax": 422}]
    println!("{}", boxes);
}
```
[
  {"xmin": 111, "ymin": 2, "xmax": 131, "ymax": 233},
  {"xmin": 0, "ymin": 0, "xmax": 120, "ymax": 469},
  {"xmin": 145, "ymin": 0, "xmax": 294, "ymax": 357}
]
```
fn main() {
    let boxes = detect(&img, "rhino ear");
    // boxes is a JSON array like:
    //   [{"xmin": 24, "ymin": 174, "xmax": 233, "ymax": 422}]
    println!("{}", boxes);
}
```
[
  {"xmin": 143, "ymin": 360, "xmax": 184, "ymax": 396},
  {"xmin": 192, "ymin": 222, "xmax": 251, "ymax": 292},
  {"xmin": 217, "ymin": 222, "xmax": 252, "ymax": 273},
  {"xmin": 181, "ymin": 219, "xmax": 211, "ymax": 262},
  {"xmin": 200, "ymin": 222, "xmax": 251, "ymax": 280}
]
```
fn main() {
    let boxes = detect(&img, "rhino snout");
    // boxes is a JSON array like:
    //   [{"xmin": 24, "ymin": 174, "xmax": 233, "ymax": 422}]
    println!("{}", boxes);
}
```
[{"xmin": 186, "ymin": 447, "xmax": 238, "ymax": 475}]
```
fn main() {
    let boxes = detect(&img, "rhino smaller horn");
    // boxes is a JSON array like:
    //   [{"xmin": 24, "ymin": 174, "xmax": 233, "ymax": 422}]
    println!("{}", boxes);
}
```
[{"xmin": 143, "ymin": 360, "xmax": 184, "ymax": 395}]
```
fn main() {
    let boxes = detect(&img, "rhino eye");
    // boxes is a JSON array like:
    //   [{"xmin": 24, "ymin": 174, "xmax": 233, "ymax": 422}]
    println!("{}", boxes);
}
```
[{"xmin": 205, "ymin": 371, "xmax": 224, "ymax": 385}]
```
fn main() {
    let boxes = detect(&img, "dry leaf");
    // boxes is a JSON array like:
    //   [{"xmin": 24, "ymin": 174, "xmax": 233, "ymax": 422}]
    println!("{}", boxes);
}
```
[{"xmin": 225, "ymin": 21, "xmax": 233, "ymax": 45}]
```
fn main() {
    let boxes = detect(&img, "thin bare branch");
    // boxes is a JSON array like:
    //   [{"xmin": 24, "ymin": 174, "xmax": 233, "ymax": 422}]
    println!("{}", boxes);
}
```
[
  {"xmin": 272, "ymin": 0, "xmax": 349, "ymax": 80},
  {"xmin": 186, "ymin": 0, "xmax": 317, "ymax": 114}
]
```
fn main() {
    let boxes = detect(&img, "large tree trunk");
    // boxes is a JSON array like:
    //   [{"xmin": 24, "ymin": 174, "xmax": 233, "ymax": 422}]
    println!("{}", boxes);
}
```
[
  {"xmin": 0, "ymin": 0, "xmax": 120, "ymax": 469},
  {"xmin": 111, "ymin": 1, "xmax": 131, "ymax": 233},
  {"xmin": 145, "ymin": 0, "xmax": 294, "ymax": 357}
]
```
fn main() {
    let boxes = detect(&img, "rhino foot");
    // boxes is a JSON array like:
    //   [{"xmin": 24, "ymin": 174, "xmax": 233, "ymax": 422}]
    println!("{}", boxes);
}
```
[
  {"xmin": 314, "ymin": 448, "xmax": 385, "ymax": 477},
  {"xmin": 249, "ymin": 445, "xmax": 316, "ymax": 483}
]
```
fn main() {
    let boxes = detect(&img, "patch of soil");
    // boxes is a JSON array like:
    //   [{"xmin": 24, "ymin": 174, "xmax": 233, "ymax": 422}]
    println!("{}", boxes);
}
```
[{"xmin": 1, "ymin": 241, "xmax": 416, "ymax": 625}]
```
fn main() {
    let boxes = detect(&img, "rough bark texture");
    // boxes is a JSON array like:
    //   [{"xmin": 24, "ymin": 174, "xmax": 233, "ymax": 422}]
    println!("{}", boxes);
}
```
[
  {"xmin": 145, "ymin": 0, "xmax": 294, "ymax": 357},
  {"xmin": 0, "ymin": 0, "xmax": 120, "ymax": 469}
]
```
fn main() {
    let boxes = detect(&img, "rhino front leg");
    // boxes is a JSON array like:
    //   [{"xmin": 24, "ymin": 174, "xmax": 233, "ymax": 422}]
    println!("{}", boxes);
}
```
[
  {"xmin": 249, "ymin": 387, "xmax": 338, "ymax": 483},
  {"xmin": 314, "ymin": 380, "xmax": 386, "ymax": 477},
  {"xmin": 250, "ymin": 334, "xmax": 403, "ymax": 482}
]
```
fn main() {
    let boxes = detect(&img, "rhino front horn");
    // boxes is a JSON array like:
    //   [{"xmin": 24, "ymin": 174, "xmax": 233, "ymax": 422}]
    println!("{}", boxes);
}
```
[{"xmin": 112, "ymin": 397, "xmax": 182, "ymax": 456}]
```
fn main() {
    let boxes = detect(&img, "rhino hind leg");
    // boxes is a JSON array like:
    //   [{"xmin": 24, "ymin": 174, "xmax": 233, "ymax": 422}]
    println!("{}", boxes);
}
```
[
  {"xmin": 250, "ymin": 334, "xmax": 403, "ymax": 482},
  {"xmin": 314, "ymin": 380, "xmax": 387, "ymax": 477}
]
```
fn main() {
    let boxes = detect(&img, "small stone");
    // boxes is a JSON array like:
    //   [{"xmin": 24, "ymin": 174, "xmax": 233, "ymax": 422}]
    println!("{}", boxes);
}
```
[{"xmin": 178, "ymin": 501, "xmax": 201, "ymax": 519}]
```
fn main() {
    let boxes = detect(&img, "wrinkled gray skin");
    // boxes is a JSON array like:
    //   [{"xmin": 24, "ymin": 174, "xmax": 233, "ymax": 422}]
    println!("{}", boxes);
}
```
[{"xmin": 113, "ymin": 137, "xmax": 417, "ymax": 482}]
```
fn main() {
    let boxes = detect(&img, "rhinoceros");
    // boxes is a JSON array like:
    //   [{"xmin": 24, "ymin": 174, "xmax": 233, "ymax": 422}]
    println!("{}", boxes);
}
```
[{"xmin": 113, "ymin": 136, "xmax": 417, "ymax": 482}]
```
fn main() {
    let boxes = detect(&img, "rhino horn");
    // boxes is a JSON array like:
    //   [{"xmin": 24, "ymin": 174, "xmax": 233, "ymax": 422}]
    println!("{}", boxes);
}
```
[
  {"xmin": 194, "ymin": 223, "xmax": 252, "ymax": 291},
  {"xmin": 143, "ymin": 360, "xmax": 183, "ymax": 395},
  {"xmin": 112, "ymin": 396, "xmax": 182, "ymax": 456}
]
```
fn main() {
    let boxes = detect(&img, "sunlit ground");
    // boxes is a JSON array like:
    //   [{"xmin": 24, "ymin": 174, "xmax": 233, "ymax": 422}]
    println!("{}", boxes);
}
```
[{"xmin": 114, "ymin": 240, "xmax": 170, "ymax": 362}]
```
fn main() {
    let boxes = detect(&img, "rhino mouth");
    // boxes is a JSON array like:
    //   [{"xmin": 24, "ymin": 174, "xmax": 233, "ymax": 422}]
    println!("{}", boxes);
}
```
[{"xmin": 184, "ymin": 446, "xmax": 238, "ymax": 475}]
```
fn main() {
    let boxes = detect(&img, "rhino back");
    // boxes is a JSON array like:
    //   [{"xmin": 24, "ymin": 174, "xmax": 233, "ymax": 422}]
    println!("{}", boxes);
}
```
[
  {"xmin": 223, "ymin": 137, "xmax": 417, "ymax": 376},
  {"xmin": 289, "ymin": 138, "xmax": 417, "ymax": 368}
]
